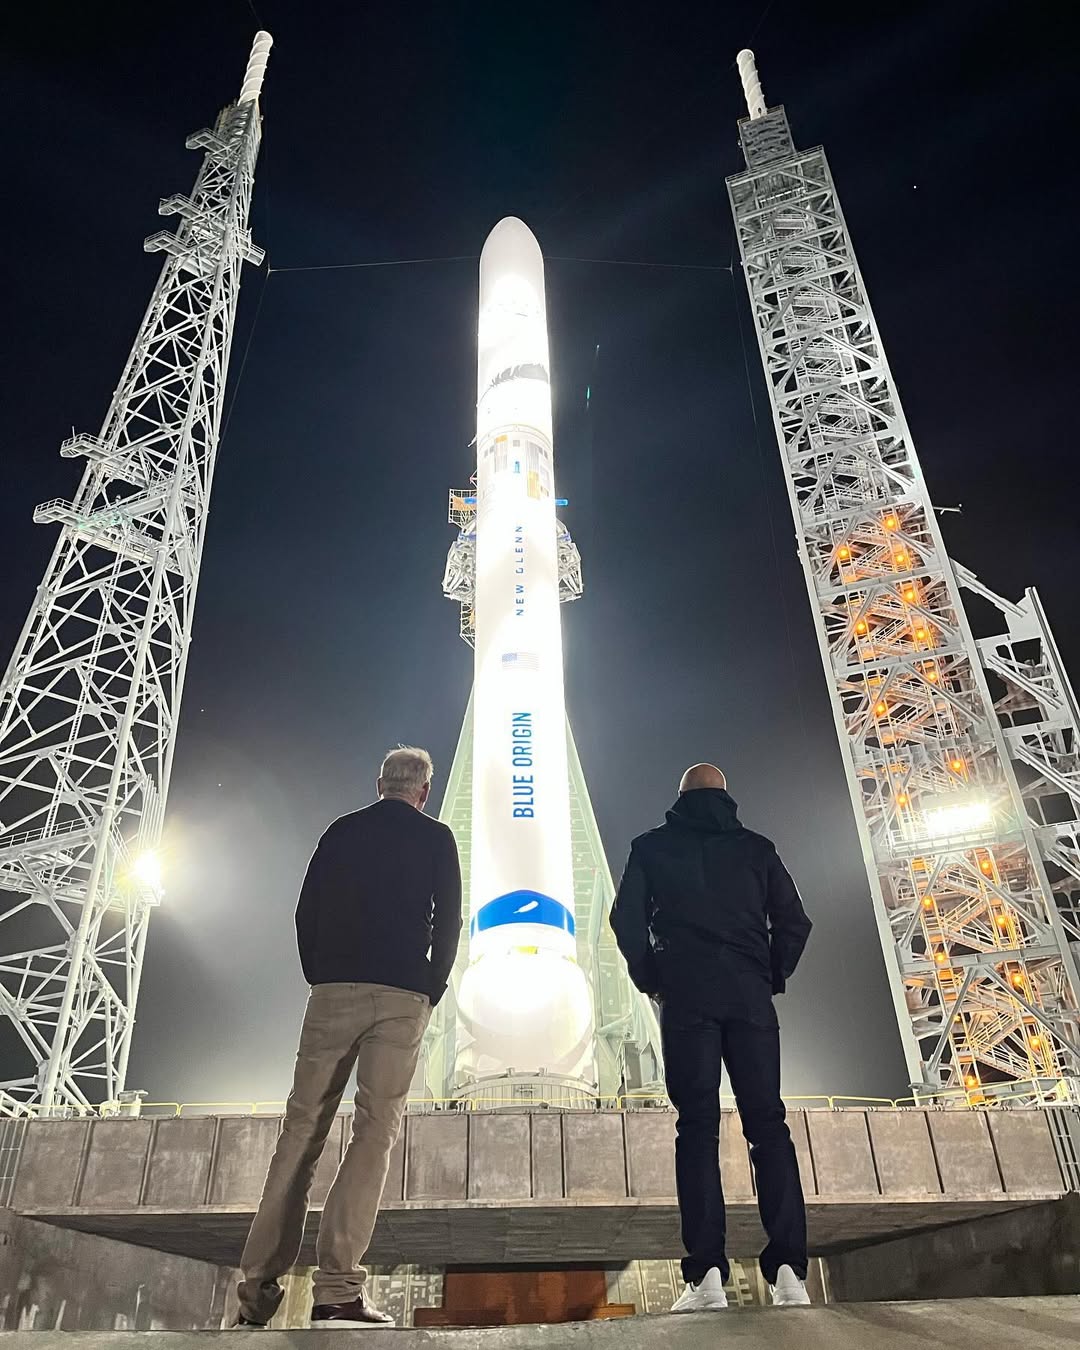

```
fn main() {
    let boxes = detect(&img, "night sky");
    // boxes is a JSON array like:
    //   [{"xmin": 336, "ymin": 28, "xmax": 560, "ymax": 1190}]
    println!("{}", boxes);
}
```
[{"xmin": 2, "ymin": 1, "xmax": 1076, "ymax": 1106}]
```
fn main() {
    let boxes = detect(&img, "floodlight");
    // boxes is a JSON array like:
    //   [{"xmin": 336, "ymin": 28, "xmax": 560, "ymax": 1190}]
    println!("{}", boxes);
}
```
[
  {"xmin": 922, "ymin": 799, "xmax": 993, "ymax": 842},
  {"xmin": 132, "ymin": 850, "xmax": 162, "ymax": 891}
]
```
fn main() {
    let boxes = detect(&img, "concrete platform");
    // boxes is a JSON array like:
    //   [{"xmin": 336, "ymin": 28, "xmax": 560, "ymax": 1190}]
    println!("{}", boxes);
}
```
[
  {"xmin": 27, "ymin": 1196, "xmax": 1053, "ymax": 1267},
  {"xmin": 6, "ymin": 1107, "xmax": 1069, "ymax": 1266},
  {"xmin": 0, "ymin": 1299, "xmax": 1078, "ymax": 1348}
]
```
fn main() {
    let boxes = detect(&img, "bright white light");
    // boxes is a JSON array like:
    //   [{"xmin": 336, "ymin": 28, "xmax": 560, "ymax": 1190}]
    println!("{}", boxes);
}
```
[
  {"xmin": 923, "ymin": 800, "xmax": 993, "ymax": 840},
  {"xmin": 131, "ymin": 850, "xmax": 162, "ymax": 891}
]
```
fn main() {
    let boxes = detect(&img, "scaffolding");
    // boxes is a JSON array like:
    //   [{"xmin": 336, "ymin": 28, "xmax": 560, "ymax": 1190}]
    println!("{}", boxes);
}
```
[
  {"xmin": 726, "ymin": 52, "xmax": 1080, "ymax": 1103},
  {"xmin": 0, "ymin": 34, "xmax": 272, "ymax": 1113}
]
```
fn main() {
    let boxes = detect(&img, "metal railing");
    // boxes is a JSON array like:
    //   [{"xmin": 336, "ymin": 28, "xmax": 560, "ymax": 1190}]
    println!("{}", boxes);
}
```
[
  {"xmin": 0, "ymin": 1116, "xmax": 30, "ymax": 1207},
  {"xmin": 1049, "ymin": 1103, "xmax": 1080, "ymax": 1191},
  {"xmin": 0, "ymin": 817, "xmax": 96, "ymax": 851},
  {"xmin": 7, "ymin": 1080, "xmax": 1076, "ymax": 1120},
  {"xmin": 0, "ymin": 1094, "xmax": 902, "ymax": 1119}
]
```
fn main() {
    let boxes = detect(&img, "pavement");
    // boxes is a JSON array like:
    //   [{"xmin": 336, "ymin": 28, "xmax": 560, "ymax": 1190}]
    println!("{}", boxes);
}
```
[{"xmin": 1, "ymin": 1298, "xmax": 1078, "ymax": 1348}]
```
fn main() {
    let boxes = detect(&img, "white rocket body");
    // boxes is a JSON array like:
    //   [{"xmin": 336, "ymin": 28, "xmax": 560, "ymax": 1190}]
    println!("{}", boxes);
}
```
[{"xmin": 454, "ymin": 218, "xmax": 596, "ymax": 1088}]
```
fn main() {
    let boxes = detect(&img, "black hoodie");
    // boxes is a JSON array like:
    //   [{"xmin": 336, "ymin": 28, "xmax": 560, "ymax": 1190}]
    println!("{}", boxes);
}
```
[{"xmin": 610, "ymin": 789, "xmax": 812, "ymax": 1019}]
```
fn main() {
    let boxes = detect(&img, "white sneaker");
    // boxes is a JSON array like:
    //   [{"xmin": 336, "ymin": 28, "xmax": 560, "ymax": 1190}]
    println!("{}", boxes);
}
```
[
  {"xmin": 769, "ymin": 1264, "xmax": 811, "ymax": 1306},
  {"xmin": 671, "ymin": 1266, "xmax": 729, "ymax": 1312}
]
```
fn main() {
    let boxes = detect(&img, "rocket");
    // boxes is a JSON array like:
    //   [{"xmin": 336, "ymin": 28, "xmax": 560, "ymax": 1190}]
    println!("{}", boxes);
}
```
[{"xmin": 454, "ymin": 218, "xmax": 597, "ymax": 1092}]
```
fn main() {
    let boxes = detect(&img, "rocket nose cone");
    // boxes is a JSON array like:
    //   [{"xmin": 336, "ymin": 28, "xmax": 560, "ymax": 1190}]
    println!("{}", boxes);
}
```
[
  {"xmin": 476, "ymin": 216, "xmax": 549, "ymax": 397},
  {"xmin": 480, "ymin": 216, "xmax": 544, "ymax": 285}
]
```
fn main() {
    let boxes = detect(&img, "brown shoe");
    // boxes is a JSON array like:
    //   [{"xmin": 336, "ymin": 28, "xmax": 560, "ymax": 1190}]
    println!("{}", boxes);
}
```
[{"xmin": 311, "ymin": 1293, "xmax": 394, "ymax": 1328}]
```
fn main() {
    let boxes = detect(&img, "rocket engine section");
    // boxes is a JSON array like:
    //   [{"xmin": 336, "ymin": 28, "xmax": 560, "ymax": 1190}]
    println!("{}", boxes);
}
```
[{"xmin": 453, "ymin": 218, "xmax": 597, "ymax": 1098}]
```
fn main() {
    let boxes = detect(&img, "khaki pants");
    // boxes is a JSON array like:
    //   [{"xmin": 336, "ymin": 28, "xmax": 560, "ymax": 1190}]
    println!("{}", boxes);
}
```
[{"xmin": 237, "ymin": 981, "xmax": 430, "ymax": 1324}]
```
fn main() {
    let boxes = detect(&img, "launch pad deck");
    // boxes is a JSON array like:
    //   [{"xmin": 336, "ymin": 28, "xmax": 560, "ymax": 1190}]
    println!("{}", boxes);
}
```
[{"xmin": 7, "ymin": 1106, "xmax": 1069, "ymax": 1266}]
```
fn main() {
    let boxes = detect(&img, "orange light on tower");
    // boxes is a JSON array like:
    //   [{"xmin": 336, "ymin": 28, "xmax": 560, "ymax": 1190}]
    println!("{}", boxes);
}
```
[
  {"xmin": 1029, "ymin": 1035, "xmax": 1042, "ymax": 1051},
  {"xmin": 896, "ymin": 791, "xmax": 910, "ymax": 807},
  {"xmin": 837, "ymin": 544, "xmax": 851, "ymax": 562},
  {"xmin": 925, "ymin": 664, "xmax": 940, "ymax": 683},
  {"xmin": 884, "ymin": 514, "xmax": 899, "ymax": 530},
  {"xmin": 950, "ymin": 757, "xmax": 964, "ymax": 773},
  {"xmin": 903, "ymin": 587, "xmax": 917, "ymax": 602},
  {"xmin": 914, "ymin": 626, "xmax": 929, "ymax": 642},
  {"xmin": 855, "ymin": 619, "xmax": 868, "ymax": 636},
  {"xmin": 1011, "ymin": 971, "xmax": 1025, "ymax": 989},
  {"xmin": 996, "ymin": 914, "xmax": 1010, "ymax": 931},
  {"xmin": 965, "ymin": 1074, "xmax": 978, "ymax": 1090},
  {"xmin": 875, "ymin": 700, "xmax": 888, "ymax": 717},
  {"xmin": 935, "ymin": 950, "xmax": 948, "ymax": 964},
  {"xmin": 922, "ymin": 895, "xmax": 934, "ymax": 910},
  {"xmin": 980, "ymin": 856, "xmax": 994, "ymax": 876}
]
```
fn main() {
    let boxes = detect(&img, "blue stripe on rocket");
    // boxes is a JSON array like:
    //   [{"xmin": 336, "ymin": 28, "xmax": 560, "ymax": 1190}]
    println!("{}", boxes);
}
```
[{"xmin": 470, "ymin": 889, "xmax": 576, "ymax": 939}]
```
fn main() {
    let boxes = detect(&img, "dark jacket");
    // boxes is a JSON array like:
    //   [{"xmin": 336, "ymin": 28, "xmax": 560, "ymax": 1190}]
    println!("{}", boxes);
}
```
[
  {"xmin": 295, "ymin": 798, "xmax": 462, "ymax": 1005},
  {"xmin": 610, "ymin": 789, "xmax": 811, "ymax": 1018}
]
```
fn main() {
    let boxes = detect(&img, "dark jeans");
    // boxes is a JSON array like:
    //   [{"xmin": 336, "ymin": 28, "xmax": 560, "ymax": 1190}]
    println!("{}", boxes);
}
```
[{"xmin": 660, "ymin": 1002, "xmax": 807, "ymax": 1286}]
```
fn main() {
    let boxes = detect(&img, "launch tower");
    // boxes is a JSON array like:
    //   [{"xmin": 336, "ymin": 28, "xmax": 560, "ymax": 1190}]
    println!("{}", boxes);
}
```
[
  {"xmin": 727, "ymin": 52, "xmax": 1080, "ymax": 1103},
  {"xmin": 0, "ymin": 34, "xmax": 272, "ymax": 1114}
]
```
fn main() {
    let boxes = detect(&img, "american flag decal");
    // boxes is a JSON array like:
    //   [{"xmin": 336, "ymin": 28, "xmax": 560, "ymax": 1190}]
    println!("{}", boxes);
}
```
[{"xmin": 501, "ymin": 651, "xmax": 540, "ymax": 672}]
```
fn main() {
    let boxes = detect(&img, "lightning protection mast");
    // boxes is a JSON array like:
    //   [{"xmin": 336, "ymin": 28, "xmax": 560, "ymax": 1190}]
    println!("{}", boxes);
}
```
[
  {"xmin": 0, "ymin": 32, "xmax": 273, "ymax": 1115},
  {"xmin": 727, "ymin": 52, "xmax": 1080, "ymax": 1104}
]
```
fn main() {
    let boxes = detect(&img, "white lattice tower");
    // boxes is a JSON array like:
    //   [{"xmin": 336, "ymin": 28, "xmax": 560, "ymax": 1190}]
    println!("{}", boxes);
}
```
[
  {"xmin": 727, "ymin": 51, "xmax": 1080, "ymax": 1103},
  {"xmin": 0, "ymin": 33, "xmax": 272, "ymax": 1114}
]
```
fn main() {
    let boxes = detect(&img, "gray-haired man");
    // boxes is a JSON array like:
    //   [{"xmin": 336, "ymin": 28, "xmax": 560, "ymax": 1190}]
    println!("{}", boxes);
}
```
[{"xmin": 237, "ymin": 746, "xmax": 462, "ymax": 1329}]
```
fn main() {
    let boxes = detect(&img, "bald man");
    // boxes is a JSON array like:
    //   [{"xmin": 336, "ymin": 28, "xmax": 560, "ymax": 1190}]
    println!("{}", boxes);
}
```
[{"xmin": 611, "ymin": 764, "xmax": 812, "ymax": 1311}]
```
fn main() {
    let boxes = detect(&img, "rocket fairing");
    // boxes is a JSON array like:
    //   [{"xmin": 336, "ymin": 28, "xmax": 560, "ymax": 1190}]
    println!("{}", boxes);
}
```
[{"xmin": 454, "ymin": 218, "xmax": 596, "ymax": 1089}]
